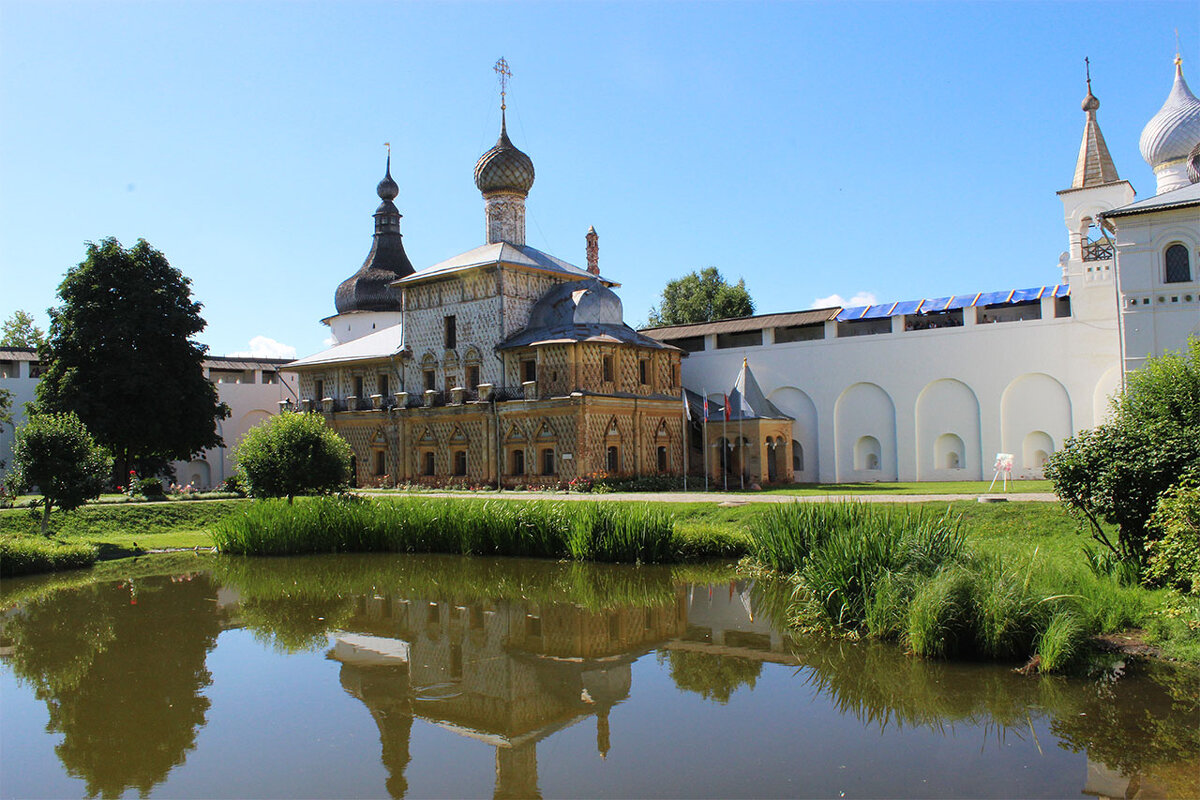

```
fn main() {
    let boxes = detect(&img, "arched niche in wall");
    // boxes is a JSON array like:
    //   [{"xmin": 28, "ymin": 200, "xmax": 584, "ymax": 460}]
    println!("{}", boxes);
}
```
[
  {"xmin": 915, "ymin": 379, "xmax": 982, "ymax": 480},
  {"xmin": 834, "ymin": 382, "xmax": 897, "ymax": 482},
  {"xmin": 237, "ymin": 409, "xmax": 273, "ymax": 441},
  {"xmin": 854, "ymin": 435, "xmax": 881, "ymax": 471},
  {"xmin": 1022, "ymin": 431, "xmax": 1054, "ymax": 471},
  {"xmin": 1000, "ymin": 373, "xmax": 1071, "ymax": 478},
  {"xmin": 934, "ymin": 433, "xmax": 965, "ymax": 471},
  {"xmin": 184, "ymin": 459, "xmax": 211, "ymax": 490},
  {"xmin": 767, "ymin": 386, "xmax": 818, "ymax": 482}
]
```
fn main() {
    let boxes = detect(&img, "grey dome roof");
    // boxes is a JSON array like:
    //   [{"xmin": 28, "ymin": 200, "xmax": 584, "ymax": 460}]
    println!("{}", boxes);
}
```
[
  {"xmin": 526, "ymin": 280, "xmax": 624, "ymax": 330},
  {"xmin": 474, "ymin": 113, "xmax": 535, "ymax": 195},
  {"xmin": 334, "ymin": 157, "xmax": 414, "ymax": 314},
  {"xmin": 1140, "ymin": 60, "xmax": 1200, "ymax": 169}
]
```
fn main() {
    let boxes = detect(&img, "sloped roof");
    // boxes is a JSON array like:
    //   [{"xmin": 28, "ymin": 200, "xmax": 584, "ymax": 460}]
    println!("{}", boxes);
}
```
[
  {"xmin": 394, "ymin": 242, "xmax": 617, "ymax": 287},
  {"xmin": 499, "ymin": 280, "xmax": 678, "ymax": 351},
  {"xmin": 727, "ymin": 359, "xmax": 790, "ymax": 421},
  {"xmin": 1103, "ymin": 181, "xmax": 1200, "ymax": 218},
  {"xmin": 285, "ymin": 325, "xmax": 404, "ymax": 369},
  {"xmin": 640, "ymin": 308, "xmax": 838, "ymax": 340}
]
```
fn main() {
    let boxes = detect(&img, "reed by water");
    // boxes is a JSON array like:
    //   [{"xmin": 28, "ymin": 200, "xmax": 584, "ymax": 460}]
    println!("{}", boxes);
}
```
[
  {"xmin": 212, "ymin": 495, "xmax": 690, "ymax": 563},
  {"xmin": 748, "ymin": 502, "xmax": 1146, "ymax": 671}
]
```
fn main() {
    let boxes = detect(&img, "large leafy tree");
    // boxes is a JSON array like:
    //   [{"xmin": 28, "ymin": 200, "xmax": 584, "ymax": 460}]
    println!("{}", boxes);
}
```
[
  {"xmin": 0, "ymin": 310, "xmax": 45, "ymax": 348},
  {"xmin": 9, "ymin": 412, "xmax": 113, "ymax": 534},
  {"xmin": 1045, "ymin": 337, "xmax": 1200, "ymax": 571},
  {"xmin": 646, "ymin": 267, "xmax": 755, "ymax": 327},
  {"xmin": 36, "ymin": 238, "xmax": 228, "ymax": 477}
]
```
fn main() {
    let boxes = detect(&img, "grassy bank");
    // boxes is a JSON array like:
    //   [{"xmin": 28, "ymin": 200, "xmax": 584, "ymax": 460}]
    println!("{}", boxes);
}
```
[
  {"xmin": 745, "ymin": 502, "xmax": 1196, "ymax": 669},
  {"xmin": 212, "ymin": 496, "xmax": 745, "ymax": 563}
]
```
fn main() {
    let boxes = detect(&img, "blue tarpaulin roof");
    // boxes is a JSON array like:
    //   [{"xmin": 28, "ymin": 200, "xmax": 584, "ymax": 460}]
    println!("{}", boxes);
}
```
[{"xmin": 833, "ymin": 285, "xmax": 1068, "ymax": 322}]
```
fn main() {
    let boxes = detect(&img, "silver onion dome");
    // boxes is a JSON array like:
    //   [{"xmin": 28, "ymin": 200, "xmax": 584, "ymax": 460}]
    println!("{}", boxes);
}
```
[
  {"xmin": 474, "ymin": 112, "xmax": 535, "ymax": 195},
  {"xmin": 1139, "ymin": 58, "xmax": 1200, "ymax": 170}
]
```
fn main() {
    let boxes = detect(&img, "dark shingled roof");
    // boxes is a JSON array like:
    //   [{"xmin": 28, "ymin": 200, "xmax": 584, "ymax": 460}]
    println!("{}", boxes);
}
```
[{"xmin": 334, "ymin": 157, "xmax": 415, "ymax": 314}]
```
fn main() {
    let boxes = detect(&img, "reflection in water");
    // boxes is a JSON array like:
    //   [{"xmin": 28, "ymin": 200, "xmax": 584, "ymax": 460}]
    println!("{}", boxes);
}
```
[
  {"xmin": 2, "ymin": 572, "xmax": 224, "ymax": 798},
  {"xmin": 1, "ymin": 554, "xmax": 1197, "ymax": 799}
]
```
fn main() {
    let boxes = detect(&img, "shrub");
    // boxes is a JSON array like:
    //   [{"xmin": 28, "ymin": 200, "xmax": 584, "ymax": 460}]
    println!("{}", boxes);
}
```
[
  {"xmin": 137, "ymin": 477, "xmax": 165, "ymax": 498},
  {"xmin": 221, "ymin": 475, "xmax": 247, "ymax": 496},
  {"xmin": 8, "ymin": 412, "xmax": 113, "ymax": 534},
  {"xmin": 1144, "ymin": 481, "xmax": 1200, "ymax": 596},
  {"xmin": 233, "ymin": 412, "xmax": 353, "ymax": 501},
  {"xmin": 0, "ymin": 537, "xmax": 98, "ymax": 577}
]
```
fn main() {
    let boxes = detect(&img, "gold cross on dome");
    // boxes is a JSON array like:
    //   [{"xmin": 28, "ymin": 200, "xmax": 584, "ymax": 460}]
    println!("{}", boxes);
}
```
[{"xmin": 494, "ymin": 57, "xmax": 511, "ymax": 110}]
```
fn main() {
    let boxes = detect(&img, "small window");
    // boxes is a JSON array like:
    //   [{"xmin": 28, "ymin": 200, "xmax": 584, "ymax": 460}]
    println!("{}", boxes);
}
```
[
  {"xmin": 453, "ymin": 450, "xmax": 467, "ymax": 476},
  {"xmin": 774, "ymin": 323, "xmax": 825, "ymax": 343},
  {"xmin": 315, "ymin": 379, "xmax": 325, "ymax": 400},
  {"xmin": 444, "ymin": 315, "xmax": 457, "ymax": 349},
  {"xmin": 638, "ymin": 359, "xmax": 649, "ymax": 385},
  {"xmin": 423, "ymin": 369, "xmax": 436, "ymax": 392},
  {"xmin": 374, "ymin": 451, "xmax": 386, "ymax": 476},
  {"xmin": 423, "ymin": 451, "xmax": 435, "ymax": 476},
  {"xmin": 715, "ymin": 330, "xmax": 763, "ymax": 349},
  {"xmin": 1165, "ymin": 244, "xmax": 1191, "ymax": 283},
  {"xmin": 261, "ymin": 371, "xmax": 278, "ymax": 385},
  {"xmin": 606, "ymin": 446, "xmax": 619, "ymax": 472},
  {"xmin": 28, "ymin": 362, "xmax": 44, "ymax": 378},
  {"xmin": 378, "ymin": 374, "xmax": 389, "ymax": 397},
  {"xmin": 671, "ymin": 362, "xmax": 679, "ymax": 388},
  {"xmin": 510, "ymin": 448, "xmax": 526, "ymax": 476},
  {"xmin": 663, "ymin": 335, "xmax": 704, "ymax": 352},
  {"xmin": 445, "ymin": 375, "xmax": 457, "ymax": 393},
  {"xmin": 657, "ymin": 446, "xmax": 667, "ymax": 472},
  {"xmin": 521, "ymin": 359, "xmax": 536, "ymax": 383},
  {"xmin": 541, "ymin": 447, "xmax": 555, "ymax": 476},
  {"xmin": 602, "ymin": 354, "xmax": 614, "ymax": 383},
  {"xmin": 466, "ymin": 364, "xmax": 480, "ymax": 389},
  {"xmin": 1055, "ymin": 296, "xmax": 1071, "ymax": 318},
  {"xmin": 354, "ymin": 376, "xmax": 364, "ymax": 398},
  {"xmin": 792, "ymin": 440, "xmax": 803, "ymax": 472}
]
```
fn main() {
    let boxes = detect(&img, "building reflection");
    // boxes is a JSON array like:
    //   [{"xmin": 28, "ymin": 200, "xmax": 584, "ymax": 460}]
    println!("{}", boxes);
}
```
[{"xmin": 330, "ymin": 589, "xmax": 687, "ymax": 798}]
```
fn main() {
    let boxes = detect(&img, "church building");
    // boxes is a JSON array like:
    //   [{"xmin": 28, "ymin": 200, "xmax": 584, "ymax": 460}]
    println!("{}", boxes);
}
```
[{"xmin": 286, "ymin": 66, "xmax": 686, "ymax": 487}]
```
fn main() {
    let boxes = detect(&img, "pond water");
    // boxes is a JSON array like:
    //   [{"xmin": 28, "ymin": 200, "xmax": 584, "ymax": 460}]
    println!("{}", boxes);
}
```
[{"xmin": 1, "ymin": 553, "xmax": 1196, "ymax": 799}]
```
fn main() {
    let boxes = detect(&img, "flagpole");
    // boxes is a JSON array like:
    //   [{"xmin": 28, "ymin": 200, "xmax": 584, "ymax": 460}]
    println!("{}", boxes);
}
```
[
  {"xmin": 681, "ymin": 390, "xmax": 689, "ymax": 493},
  {"xmin": 723, "ymin": 406, "xmax": 728, "ymax": 492},
  {"xmin": 703, "ymin": 388, "xmax": 709, "ymax": 492}
]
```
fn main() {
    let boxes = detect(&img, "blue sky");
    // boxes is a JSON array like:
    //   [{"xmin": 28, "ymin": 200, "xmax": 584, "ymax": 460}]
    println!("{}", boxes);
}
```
[{"xmin": 0, "ymin": 1, "xmax": 1193, "ymax": 359}]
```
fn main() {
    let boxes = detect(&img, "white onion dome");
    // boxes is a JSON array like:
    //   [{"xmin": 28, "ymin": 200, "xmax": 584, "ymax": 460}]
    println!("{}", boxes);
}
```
[
  {"xmin": 474, "ymin": 112, "xmax": 535, "ymax": 195},
  {"xmin": 1139, "ymin": 58, "xmax": 1200, "ymax": 170}
]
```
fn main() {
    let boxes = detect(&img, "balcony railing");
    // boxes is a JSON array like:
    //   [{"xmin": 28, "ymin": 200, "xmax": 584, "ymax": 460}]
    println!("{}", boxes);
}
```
[{"xmin": 1082, "ymin": 239, "xmax": 1114, "ymax": 262}]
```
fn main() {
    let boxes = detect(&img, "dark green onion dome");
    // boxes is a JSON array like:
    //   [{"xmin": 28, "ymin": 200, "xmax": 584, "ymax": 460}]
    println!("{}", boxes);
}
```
[
  {"xmin": 473, "ymin": 112, "xmax": 535, "ymax": 195},
  {"xmin": 335, "ymin": 155, "xmax": 415, "ymax": 314}
]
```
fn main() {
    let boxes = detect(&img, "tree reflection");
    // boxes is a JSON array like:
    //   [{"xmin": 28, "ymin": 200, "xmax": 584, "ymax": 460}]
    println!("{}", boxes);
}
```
[
  {"xmin": 661, "ymin": 649, "xmax": 762, "ymax": 703},
  {"xmin": 4, "ymin": 573, "xmax": 223, "ymax": 798}
]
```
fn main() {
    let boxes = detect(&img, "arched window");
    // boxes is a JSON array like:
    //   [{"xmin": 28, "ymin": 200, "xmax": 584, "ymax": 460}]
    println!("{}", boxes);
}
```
[
  {"xmin": 1165, "ymin": 244, "xmax": 1192, "ymax": 283},
  {"xmin": 792, "ymin": 440, "xmax": 803, "ymax": 472},
  {"xmin": 374, "ymin": 450, "xmax": 387, "ymax": 476}
]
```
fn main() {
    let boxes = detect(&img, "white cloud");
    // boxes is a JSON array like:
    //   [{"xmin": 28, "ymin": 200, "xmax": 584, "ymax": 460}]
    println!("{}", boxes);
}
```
[
  {"xmin": 322, "ymin": 335, "xmax": 336, "ymax": 347},
  {"xmin": 811, "ymin": 291, "xmax": 878, "ymax": 309},
  {"xmin": 229, "ymin": 335, "xmax": 297, "ymax": 360}
]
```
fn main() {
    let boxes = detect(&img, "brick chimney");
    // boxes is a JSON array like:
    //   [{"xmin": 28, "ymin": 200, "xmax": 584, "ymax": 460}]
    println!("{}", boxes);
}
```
[{"xmin": 586, "ymin": 226, "xmax": 599, "ymax": 275}]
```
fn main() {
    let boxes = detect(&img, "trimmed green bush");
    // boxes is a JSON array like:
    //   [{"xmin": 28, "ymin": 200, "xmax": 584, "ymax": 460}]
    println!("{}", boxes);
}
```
[
  {"xmin": 0, "ymin": 537, "xmax": 98, "ymax": 577},
  {"xmin": 1144, "ymin": 481, "xmax": 1200, "ymax": 596},
  {"xmin": 233, "ymin": 412, "xmax": 352, "ymax": 501},
  {"xmin": 8, "ymin": 412, "xmax": 113, "ymax": 534}
]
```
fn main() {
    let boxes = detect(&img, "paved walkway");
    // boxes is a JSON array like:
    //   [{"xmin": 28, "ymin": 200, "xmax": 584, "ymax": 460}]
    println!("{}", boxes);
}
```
[{"xmin": 397, "ymin": 490, "xmax": 1058, "ymax": 505}]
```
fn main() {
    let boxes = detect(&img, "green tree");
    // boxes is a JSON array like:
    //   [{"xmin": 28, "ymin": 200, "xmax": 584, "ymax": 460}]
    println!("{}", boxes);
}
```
[
  {"xmin": 234, "ymin": 411, "xmax": 353, "ymax": 502},
  {"xmin": 646, "ymin": 267, "xmax": 755, "ymax": 327},
  {"xmin": 35, "ymin": 238, "xmax": 229, "ymax": 478},
  {"xmin": 0, "ymin": 309, "xmax": 46, "ymax": 348},
  {"xmin": 1045, "ymin": 337, "xmax": 1200, "ymax": 570},
  {"xmin": 9, "ymin": 412, "xmax": 113, "ymax": 534}
]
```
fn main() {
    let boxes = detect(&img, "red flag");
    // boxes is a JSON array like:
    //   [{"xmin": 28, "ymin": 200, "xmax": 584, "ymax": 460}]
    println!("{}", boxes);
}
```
[
  {"xmin": 723, "ymin": 394, "xmax": 730, "ymax": 421},
  {"xmin": 703, "ymin": 396, "xmax": 709, "ymax": 421}
]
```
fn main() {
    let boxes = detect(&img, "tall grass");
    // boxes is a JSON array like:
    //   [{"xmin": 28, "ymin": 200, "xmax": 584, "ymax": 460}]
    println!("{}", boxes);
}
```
[
  {"xmin": 0, "ymin": 537, "xmax": 98, "ymax": 577},
  {"xmin": 212, "ymin": 496, "xmax": 681, "ymax": 563},
  {"xmin": 748, "ymin": 501, "xmax": 1147, "ymax": 671}
]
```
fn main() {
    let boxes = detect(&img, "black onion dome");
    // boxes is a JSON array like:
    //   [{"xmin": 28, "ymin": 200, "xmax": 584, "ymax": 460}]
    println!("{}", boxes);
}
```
[
  {"xmin": 474, "ymin": 113, "xmax": 535, "ymax": 195},
  {"xmin": 334, "ymin": 157, "xmax": 414, "ymax": 314}
]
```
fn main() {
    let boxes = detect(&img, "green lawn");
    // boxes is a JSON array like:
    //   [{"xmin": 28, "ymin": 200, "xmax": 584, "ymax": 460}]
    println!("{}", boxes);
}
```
[{"xmin": 756, "ymin": 480, "xmax": 1053, "ymax": 495}]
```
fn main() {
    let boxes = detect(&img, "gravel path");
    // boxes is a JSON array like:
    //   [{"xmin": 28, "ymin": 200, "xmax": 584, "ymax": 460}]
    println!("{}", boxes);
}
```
[{"xmin": 397, "ymin": 490, "xmax": 1058, "ymax": 505}]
